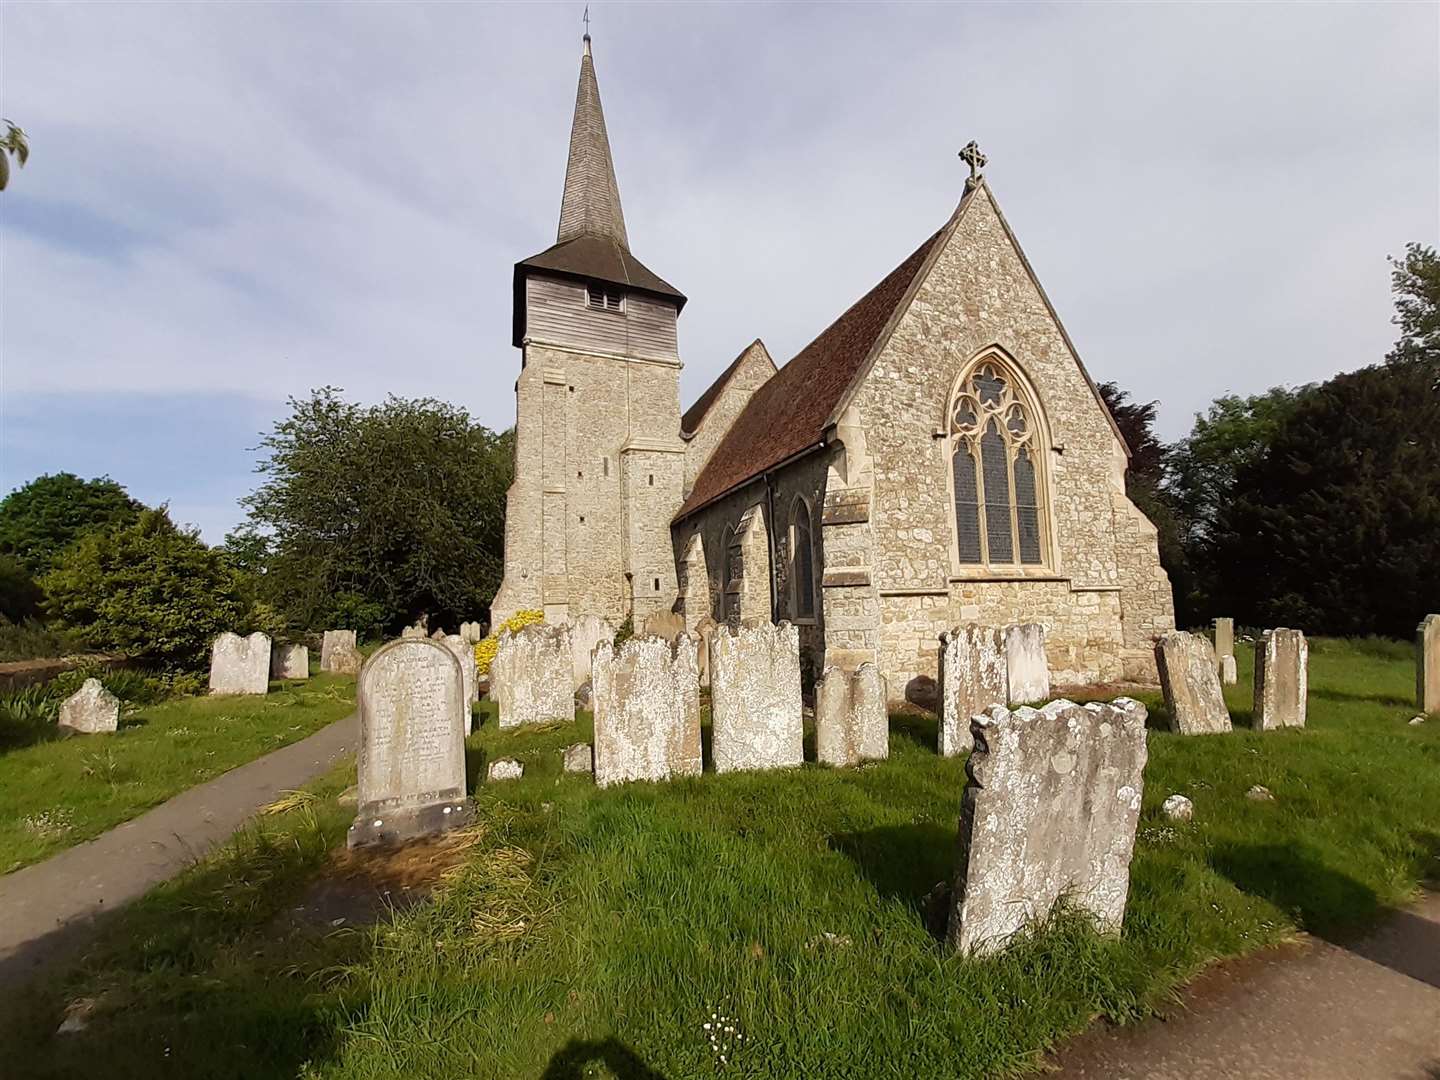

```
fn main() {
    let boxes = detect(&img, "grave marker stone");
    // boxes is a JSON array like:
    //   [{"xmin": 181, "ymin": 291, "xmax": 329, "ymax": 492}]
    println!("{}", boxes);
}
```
[
  {"xmin": 815, "ymin": 663, "xmax": 888, "ymax": 767},
  {"xmin": 57, "ymin": 678, "xmax": 119, "ymax": 734},
  {"xmin": 710, "ymin": 621, "xmax": 802, "ymax": 773},
  {"xmin": 1252, "ymin": 628, "xmax": 1307, "ymax": 730},
  {"xmin": 442, "ymin": 634, "xmax": 479, "ymax": 709},
  {"xmin": 643, "ymin": 609, "xmax": 686, "ymax": 643},
  {"xmin": 1154, "ymin": 632, "xmax": 1231, "ymax": 734},
  {"xmin": 1418, "ymin": 615, "xmax": 1439, "ymax": 714},
  {"xmin": 271, "ymin": 643, "xmax": 309, "ymax": 680},
  {"xmin": 568, "ymin": 614, "xmax": 616, "ymax": 691},
  {"xmin": 1004, "ymin": 623, "xmax": 1049, "ymax": 703},
  {"xmin": 208, "ymin": 632, "xmax": 271, "ymax": 695},
  {"xmin": 592, "ymin": 634, "xmax": 702, "ymax": 787},
  {"xmin": 1214, "ymin": 618, "xmax": 1235, "ymax": 665},
  {"xmin": 320, "ymin": 630, "xmax": 358, "ymax": 673},
  {"xmin": 492, "ymin": 623, "xmax": 574, "ymax": 729},
  {"xmin": 938, "ymin": 626, "xmax": 1007, "ymax": 756}
]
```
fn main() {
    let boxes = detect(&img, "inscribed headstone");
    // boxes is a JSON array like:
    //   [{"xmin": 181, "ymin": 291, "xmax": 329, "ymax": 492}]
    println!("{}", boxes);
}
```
[
  {"xmin": 815, "ymin": 663, "xmax": 888, "ymax": 767},
  {"xmin": 320, "ymin": 630, "xmax": 358, "ymax": 673},
  {"xmin": 938, "ymin": 626, "xmax": 1007, "ymax": 756},
  {"xmin": 947, "ymin": 697, "xmax": 1148, "ymax": 956},
  {"xmin": 592, "ymin": 634, "xmax": 702, "ymax": 787},
  {"xmin": 57, "ymin": 678, "xmax": 119, "ymax": 734},
  {"xmin": 1418, "ymin": 615, "xmax": 1439, "ymax": 714},
  {"xmin": 1252, "ymin": 628, "xmax": 1307, "ymax": 730},
  {"xmin": 271, "ymin": 643, "xmax": 309, "ymax": 680},
  {"xmin": 492, "ymin": 623, "xmax": 574, "ymax": 729},
  {"xmin": 1004, "ymin": 623, "xmax": 1049, "ymax": 703},
  {"xmin": 643, "ymin": 609, "xmax": 686, "ymax": 644},
  {"xmin": 1154, "ymin": 631, "xmax": 1231, "ymax": 734},
  {"xmin": 208, "ymin": 632, "xmax": 271, "ymax": 696},
  {"xmin": 568, "ymin": 614, "xmax": 616, "ymax": 691},
  {"xmin": 347, "ymin": 638, "xmax": 470, "ymax": 848},
  {"xmin": 710, "ymin": 621, "xmax": 802, "ymax": 773}
]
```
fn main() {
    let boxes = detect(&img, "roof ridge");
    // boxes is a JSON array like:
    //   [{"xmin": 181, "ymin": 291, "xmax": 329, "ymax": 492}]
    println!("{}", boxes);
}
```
[{"xmin": 681, "ymin": 339, "xmax": 774, "ymax": 436}]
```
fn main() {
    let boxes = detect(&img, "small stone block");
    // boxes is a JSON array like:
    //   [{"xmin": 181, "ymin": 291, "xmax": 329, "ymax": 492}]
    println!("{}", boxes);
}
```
[
  {"xmin": 57, "ymin": 678, "xmax": 120, "ymax": 734},
  {"xmin": 562, "ymin": 743, "xmax": 594, "ymax": 774},
  {"xmin": 1162, "ymin": 794, "xmax": 1193, "ymax": 821},
  {"xmin": 488, "ymin": 758, "xmax": 524, "ymax": 782}
]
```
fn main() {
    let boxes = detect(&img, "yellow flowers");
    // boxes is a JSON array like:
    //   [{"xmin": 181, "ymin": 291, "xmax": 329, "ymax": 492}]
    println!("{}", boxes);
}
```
[{"xmin": 474, "ymin": 609, "xmax": 543, "ymax": 676}]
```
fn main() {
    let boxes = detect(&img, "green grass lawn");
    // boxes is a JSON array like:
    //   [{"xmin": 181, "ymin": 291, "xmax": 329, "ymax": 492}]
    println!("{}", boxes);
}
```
[
  {"xmin": 0, "ymin": 673, "xmax": 357, "ymax": 873},
  {"xmin": 2, "ymin": 638, "xmax": 1436, "ymax": 1079}
]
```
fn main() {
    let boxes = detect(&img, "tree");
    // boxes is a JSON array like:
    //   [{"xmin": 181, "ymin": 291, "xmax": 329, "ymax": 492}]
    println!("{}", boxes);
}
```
[
  {"xmin": 0, "ymin": 119, "xmax": 28, "ymax": 192},
  {"xmin": 0, "ymin": 473, "xmax": 145, "ymax": 577},
  {"xmin": 241, "ymin": 389, "xmax": 513, "ymax": 635},
  {"xmin": 41, "ymin": 508, "xmax": 248, "ymax": 669},
  {"xmin": 1387, "ymin": 243, "xmax": 1440, "ymax": 368}
]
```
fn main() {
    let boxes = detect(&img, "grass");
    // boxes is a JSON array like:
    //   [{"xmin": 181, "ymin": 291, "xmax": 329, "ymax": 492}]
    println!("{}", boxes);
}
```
[
  {"xmin": 2, "ymin": 637, "xmax": 1437, "ymax": 1079},
  {"xmin": 0, "ymin": 673, "xmax": 357, "ymax": 873}
]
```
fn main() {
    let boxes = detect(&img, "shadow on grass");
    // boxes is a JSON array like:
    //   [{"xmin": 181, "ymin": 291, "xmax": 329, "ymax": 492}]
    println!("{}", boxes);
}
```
[
  {"xmin": 888, "ymin": 712, "xmax": 939, "ymax": 752},
  {"xmin": 541, "ymin": 1038, "xmax": 670, "ymax": 1079},
  {"xmin": 1310, "ymin": 687, "xmax": 1414, "ymax": 708},
  {"xmin": 830, "ymin": 823, "xmax": 954, "ymax": 913},
  {"xmin": 1211, "ymin": 842, "xmax": 1382, "ymax": 940},
  {"xmin": 465, "ymin": 744, "xmax": 490, "ymax": 789}
]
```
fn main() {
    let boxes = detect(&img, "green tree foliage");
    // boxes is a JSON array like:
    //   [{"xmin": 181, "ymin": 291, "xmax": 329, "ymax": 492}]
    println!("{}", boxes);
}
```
[
  {"xmin": 40, "ymin": 509, "xmax": 246, "ymax": 669},
  {"xmin": 0, "ymin": 119, "xmax": 28, "ymax": 192},
  {"xmin": 0, "ymin": 554, "xmax": 44, "ymax": 622},
  {"xmin": 1387, "ymin": 242, "xmax": 1439, "ymax": 367},
  {"xmin": 1209, "ymin": 360, "xmax": 1440, "ymax": 636},
  {"xmin": 0, "ymin": 472, "xmax": 144, "ymax": 576},
  {"xmin": 241, "ymin": 389, "xmax": 513, "ymax": 636}
]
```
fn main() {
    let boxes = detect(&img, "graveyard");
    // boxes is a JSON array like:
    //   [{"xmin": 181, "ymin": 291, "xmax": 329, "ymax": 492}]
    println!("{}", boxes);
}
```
[{"xmin": 2, "ymin": 631, "xmax": 1436, "ymax": 1079}]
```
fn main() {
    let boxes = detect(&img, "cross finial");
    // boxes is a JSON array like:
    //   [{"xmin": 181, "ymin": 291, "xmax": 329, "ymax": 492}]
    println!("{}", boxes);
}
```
[
  {"xmin": 583, "ymin": 5, "xmax": 591, "ymax": 39},
  {"xmin": 959, "ymin": 140, "xmax": 987, "ymax": 186}
]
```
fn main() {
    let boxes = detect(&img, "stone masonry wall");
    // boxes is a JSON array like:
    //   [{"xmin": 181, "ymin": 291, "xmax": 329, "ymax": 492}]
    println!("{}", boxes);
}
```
[{"xmin": 682, "ymin": 341, "xmax": 776, "ymax": 495}]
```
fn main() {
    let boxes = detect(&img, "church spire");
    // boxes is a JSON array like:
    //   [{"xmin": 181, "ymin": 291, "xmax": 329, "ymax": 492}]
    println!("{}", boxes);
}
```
[{"xmin": 556, "ymin": 29, "xmax": 629, "ymax": 249}]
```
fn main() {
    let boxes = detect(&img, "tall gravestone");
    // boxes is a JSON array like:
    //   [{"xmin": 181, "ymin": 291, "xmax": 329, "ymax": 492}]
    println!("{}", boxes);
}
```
[
  {"xmin": 815, "ymin": 663, "xmax": 888, "ymax": 767},
  {"xmin": 442, "ymin": 632, "xmax": 479, "ymax": 714},
  {"xmin": 710, "ymin": 621, "xmax": 803, "ymax": 773},
  {"xmin": 321, "ymin": 630, "xmax": 357, "ymax": 673},
  {"xmin": 492, "ymin": 623, "xmax": 574, "ymax": 729},
  {"xmin": 1252, "ymin": 628, "xmax": 1308, "ymax": 730},
  {"xmin": 947, "ymin": 697, "xmax": 1149, "ymax": 956},
  {"xmin": 271, "ymin": 643, "xmax": 309, "ymax": 680},
  {"xmin": 1155, "ymin": 631, "xmax": 1231, "ymax": 734},
  {"xmin": 58, "ymin": 678, "xmax": 120, "ymax": 734},
  {"xmin": 1418, "ymin": 615, "xmax": 1439, "ymax": 714},
  {"xmin": 694, "ymin": 615, "xmax": 718, "ymax": 689},
  {"xmin": 1004, "ymin": 623, "xmax": 1049, "ymax": 703},
  {"xmin": 1214, "ymin": 617, "xmax": 1237, "ymax": 686},
  {"xmin": 569, "ymin": 614, "xmax": 616, "ymax": 692},
  {"xmin": 347, "ymin": 638, "xmax": 471, "ymax": 848},
  {"xmin": 209, "ymin": 632, "xmax": 271, "ymax": 695},
  {"xmin": 592, "ymin": 634, "xmax": 702, "ymax": 787},
  {"xmin": 938, "ymin": 626, "xmax": 1007, "ymax": 756}
]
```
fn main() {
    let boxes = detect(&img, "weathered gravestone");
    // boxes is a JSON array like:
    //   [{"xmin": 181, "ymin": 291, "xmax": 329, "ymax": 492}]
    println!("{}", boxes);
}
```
[
  {"xmin": 1154, "ymin": 631, "xmax": 1231, "ymax": 734},
  {"xmin": 1218, "ymin": 654, "xmax": 1237, "ymax": 686},
  {"xmin": 429, "ymin": 628, "xmax": 447, "ymax": 642},
  {"xmin": 58, "ymin": 678, "xmax": 120, "ymax": 734},
  {"xmin": 815, "ymin": 663, "xmax": 888, "ymax": 767},
  {"xmin": 643, "ymin": 609, "xmax": 686, "ymax": 644},
  {"xmin": 271, "ymin": 643, "xmax": 309, "ymax": 680},
  {"xmin": 492, "ymin": 623, "xmax": 574, "ymax": 729},
  {"xmin": 1215, "ymin": 618, "xmax": 1236, "ymax": 685},
  {"xmin": 946, "ymin": 697, "xmax": 1148, "ymax": 955},
  {"xmin": 460, "ymin": 621, "xmax": 484, "ymax": 644},
  {"xmin": 710, "ymin": 621, "xmax": 802, "ymax": 773},
  {"xmin": 442, "ymin": 634, "xmax": 479, "ymax": 708},
  {"xmin": 321, "ymin": 630, "xmax": 357, "ymax": 672},
  {"xmin": 938, "ymin": 626, "xmax": 1007, "ymax": 756},
  {"xmin": 347, "ymin": 638, "xmax": 470, "ymax": 848},
  {"xmin": 1004, "ymin": 623, "xmax": 1049, "ymax": 704},
  {"xmin": 401, "ymin": 626, "xmax": 426, "ymax": 639},
  {"xmin": 592, "ymin": 634, "xmax": 702, "ymax": 787},
  {"xmin": 208, "ymin": 632, "xmax": 271, "ymax": 695},
  {"xmin": 693, "ymin": 615, "xmax": 718, "ymax": 689},
  {"xmin": 1252, "ymin": 628, "xmax": 1307, "ymax": 730},
  {"xmin": 568, "ymin": 614, "xmax": 616, "ymax": 692},
  {"xmin": 1418, "ymin": 615, "xmax": 1439, "ymax": 714},
  {"xmin": 562, "ymin": 742, "xmax": 593, "ymax": 775}
]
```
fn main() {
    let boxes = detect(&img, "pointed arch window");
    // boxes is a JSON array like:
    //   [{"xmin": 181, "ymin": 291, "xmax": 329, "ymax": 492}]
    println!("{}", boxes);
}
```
[
  {"xmin": 789, "ymin": 499, "xmax": 816, "ymax": 620},
  {"xmin": 949, "ymin": 357, "xmax": 1048, "ymax": 569}
]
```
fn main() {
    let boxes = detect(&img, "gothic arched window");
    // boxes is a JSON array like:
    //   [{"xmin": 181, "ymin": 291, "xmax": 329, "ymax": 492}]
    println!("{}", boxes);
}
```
[
  {"xmin": 718, "ymin": 525, "xmax": 735, "ymax": 622},
  {"xmin": 949, "ymin": 355, "xmax": 1048, "ymax": 569},
  {"xmin": 789, "ymin": 498, "xmax": 816, "ymax": 620}
]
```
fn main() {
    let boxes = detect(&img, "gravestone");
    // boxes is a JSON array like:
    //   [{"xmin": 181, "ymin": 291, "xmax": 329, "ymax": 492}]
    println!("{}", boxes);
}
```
[
  {"xmin": 429, "ymin": 628, "xmax": 447, "ymax": 641},
  {"xmin": 492, "ymin": 623, "xmax": 574, "ymax": 729},
  {"xmin": 1418, "ymin": 615, "xmax": 1439, "ymax": 714},
  {"xmin": 1214, "ymin": 618, "xmax": 1235, "ymax": 666},
  {"xmin": 1154, "ymin": 631, "xmax": 1231, "ymax": 734},
  {"xmin": 460, "ymin": 621, "xmax": 483, "ymax": 644},
  {"xmin": 592, "ymin": 634, "xmax": 702, "ymax": 787},
  {"xmin": 57, "ymin": 678, "xmax": 119, "ymax": 734},
  {"xmin": 694, "ymin": 615, "xmax": 718, "ymax": 689},
  {"xmin": 562, "ymin": 743, "xmax": 593, "ymax": 775},
  {"xmin": 710, "ymin": 621, "xmax": 803, "ymax": 773},
  {"xmin": 488, "ymin": 758, "xmax": 523, "ymax": 782},
  {"xmin": 947, "ymin": 697, "xmax": 1148, "ymax": 956},
  {"xmin": 815, "ymin": 663, "xmax": 888, "ymax": 767},
  {"xmin": 347, "ymin": 638, "xmax": 470, "ymax": 848},
  {"xmin": 568, "ymin": 614, "xmax": 616, "ymax": 692},
  {"xmin": 401, "ymin": 626, "xmax": 426, "ymax": 639},
  {"xmin": 938, "ymin": 626, "xmax": 1007, "ymax": 756},
  {"xmin": 208, "ymin": 632, "xmax": 271, "ymax": 695},
  {"xmin": 271, "ymin": 643, "xmax": 309, "ymax": 680},
  {"xmin": 320, "ymin": 630, "xmax": 357, "ymax": 673},
  {"xmin": 1219, "ymin": 654, "xmax": 1237, "ymax": 686},
  {"xmin": 1252, "ymin": 628, "xmax": 1307, "ymax": 730},
  {"xmin": 1004, "ymin": 623, "xmax": 1049, "ymax": 703},
  {"xmin": 442, "ymin": 634, "xmax": 479, "ymax": 707},
  {"xmin": 643, "ymin": 609, "xmax": 686, "ymax": 644}
]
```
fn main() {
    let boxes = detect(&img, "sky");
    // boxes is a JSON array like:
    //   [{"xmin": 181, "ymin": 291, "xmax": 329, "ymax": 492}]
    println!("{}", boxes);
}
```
[{"xmin": 2, "ymin": 2, "xmax": 1437, "ymax": 543}]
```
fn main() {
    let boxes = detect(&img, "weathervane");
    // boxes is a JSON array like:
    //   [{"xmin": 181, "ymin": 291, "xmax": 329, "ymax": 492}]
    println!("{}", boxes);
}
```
[
  {"xmin": 583, "ymin": 5, "xmax": 591, "ymax": 39},
  {"xmin": 959, "ymin": 140, "xmax": 987, "ymax": 187}
]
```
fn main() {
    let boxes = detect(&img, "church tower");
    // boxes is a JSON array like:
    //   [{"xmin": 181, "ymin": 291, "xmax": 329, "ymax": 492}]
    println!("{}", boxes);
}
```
[{"xmin": 490, "ymin": 32, "xmax": 688, "ymax": 628}]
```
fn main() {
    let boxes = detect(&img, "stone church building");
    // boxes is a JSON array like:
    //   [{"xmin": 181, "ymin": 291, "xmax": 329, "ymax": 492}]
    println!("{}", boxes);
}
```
[{"xmin": 491, "ymin": 35, "xmax": 1175, "ymax": 691}]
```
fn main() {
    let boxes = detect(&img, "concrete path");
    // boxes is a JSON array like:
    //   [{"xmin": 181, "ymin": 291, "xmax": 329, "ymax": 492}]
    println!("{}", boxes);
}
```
[
  {"xmin": 1050, "ymin": 888, "xmax": 1440, "ymax": 1080},
  {"xmin": 0, "ymin": 712, "xmax": 358, "ymax": 989}
]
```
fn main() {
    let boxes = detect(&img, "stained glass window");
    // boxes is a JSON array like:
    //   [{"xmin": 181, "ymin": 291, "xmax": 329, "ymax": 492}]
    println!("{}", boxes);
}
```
[
  {"xmin": 792, "ymin": 502, "xmax": 816, "ymax": 619},
  {"xmin": 1015, "ymin": 447, "xmax": 1041, "ymax": 564},
  {"xmin": 981, "ymin": 420, "xmax": 1014, "ymax": 563},
  {"xmin": 952, "ymin": 443, "xmax": 982, "ymax": 563}
]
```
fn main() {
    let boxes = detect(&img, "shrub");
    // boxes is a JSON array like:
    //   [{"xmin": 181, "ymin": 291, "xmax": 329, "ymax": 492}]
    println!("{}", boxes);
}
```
[
  {"xmin": 0, "ymin": 615, "xmax": 78, "ymax": 662},
  {"xmin": 474, "ymin": 609, "xmax": 544, "ymax": 677},
  {"xmin": 0, "ymin": 472, "xmax": 144, "ymax": 577}
]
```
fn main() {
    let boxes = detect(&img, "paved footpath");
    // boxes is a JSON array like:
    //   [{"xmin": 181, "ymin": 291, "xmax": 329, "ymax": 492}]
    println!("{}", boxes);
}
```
[
  {"xmin": 0, "ymin": 712, "xmax": 358, "ymax": 989},
  {"xmin": 1050, "ymin": 888, "xmax": 1440, "ymax": 1080}
]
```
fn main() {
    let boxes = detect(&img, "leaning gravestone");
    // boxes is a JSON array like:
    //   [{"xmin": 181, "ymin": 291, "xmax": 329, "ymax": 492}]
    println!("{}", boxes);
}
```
[
  {"xmin": 1252, "ymin": 628, "xmax": 1308, "ymax": 730},
  {"xmin": 568, "ymin": 614, "xmax": 616, "ymax": 692},
  {"xmin": 947, "ymin": 697, "xmax": 1149, "ymax": 955},
  {"xmin": 347, "ymin": 638, "xmax": 470, "ymax": 848},
  {"xmin": 592, "ymin": 634, "xmax": 702, "ymax": 787},
  {"xmin": 58, "ymin": 678, "xmax": 120, "ymax": 734},
  {"xmin": 643, "ymin": 609, "xmax": 686, "ymax": 644},
  {"xmin": 1004, "ymin": 623, "xmax": 1049, "ymax": 703},
  {"xmin": 320, "ymin": 630, "xmax": 357, "ymax": 673},
  {"xmin": 815, "ymin": 663, "xmax": 888, "ymax": 767},
  {"xmin": 1154, "ymin": 631, "xmax": 1231, "ymax": 734},
  {"xmin": 492, "ymin": 623, "xmax": 574, "ymax": 729},
  {"xmin": 710, "ymin": 621, "xmax": 803, "ymax": 773},
  {"xmin": 1418, "ymin": 615, "xmax": 1439, "ymax": 714},
  {"xmin": 442, "ymin": 634, "xmax": 479, "ymax": 707},
  {"xmin": 271, "ymin": 643, "xmax": 309, "ymax": 680},
  {"xmin": 209, "ymin": 632, "xmax": 271, "ymax": 695},
  {"xmin": 938, "ymin": 626, "xmax": 1007, "ymax": 756}
]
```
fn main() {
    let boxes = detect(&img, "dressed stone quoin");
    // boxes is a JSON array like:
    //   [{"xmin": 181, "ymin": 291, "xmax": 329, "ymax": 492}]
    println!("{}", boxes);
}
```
[{"xmin": 490, "ymin": 31, "xmax": 1175, "ymax": 696}]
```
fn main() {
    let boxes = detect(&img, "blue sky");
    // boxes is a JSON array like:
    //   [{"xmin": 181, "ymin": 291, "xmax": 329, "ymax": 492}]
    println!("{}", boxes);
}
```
[{"xmin": 2, "ymin": 2, "xmax": 1436, "ymax": 542}]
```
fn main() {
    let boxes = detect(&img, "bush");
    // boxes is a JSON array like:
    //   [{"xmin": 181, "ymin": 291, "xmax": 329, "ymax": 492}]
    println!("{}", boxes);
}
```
[
  {"xmin": 0, "ymin": 472, "xmax": 144, "ymax": 577},
  {"xmin": 0, "ymin": 616, "xmax": 78, "ymax": 662},
  {"xmin": 474, "ymin": 609, "xmax": 544, "ymax": 677},
  {"xmin": 41, "ymin": 509, "xmax": 247, "ymax": 671}
]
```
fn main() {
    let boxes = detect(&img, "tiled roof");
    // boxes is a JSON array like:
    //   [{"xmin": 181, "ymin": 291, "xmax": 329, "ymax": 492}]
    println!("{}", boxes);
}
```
[{"xmin": 681, "ymin": 339, "xmax": 768, "ymax": 436}]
